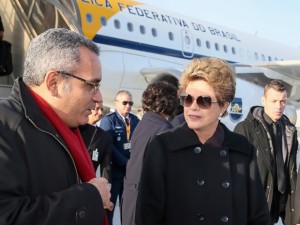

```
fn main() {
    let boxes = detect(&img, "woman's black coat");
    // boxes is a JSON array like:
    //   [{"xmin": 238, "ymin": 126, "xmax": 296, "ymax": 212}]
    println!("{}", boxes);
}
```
[{"xmin": 136, "ymin": 123, "xmax": 271, "ymax": 225}]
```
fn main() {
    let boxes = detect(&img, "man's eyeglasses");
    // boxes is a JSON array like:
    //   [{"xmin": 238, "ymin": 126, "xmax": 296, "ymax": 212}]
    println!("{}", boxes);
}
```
[
  {"xmin": 179, "ymin": 93, "xmax": 218, "ymax": 109},
  {"xmin": 116, "ymin": 100, "xmax": 134, "ymax": 106},
  {"xmin": 57, "ymin": 71, "xmax": 100, "ymax": 93}
]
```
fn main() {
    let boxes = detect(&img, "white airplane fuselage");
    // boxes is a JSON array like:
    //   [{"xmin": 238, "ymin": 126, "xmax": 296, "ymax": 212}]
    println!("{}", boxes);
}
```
[{"xmin": 1, "ymin": 0, "xmax": 300, "ymax": 131}]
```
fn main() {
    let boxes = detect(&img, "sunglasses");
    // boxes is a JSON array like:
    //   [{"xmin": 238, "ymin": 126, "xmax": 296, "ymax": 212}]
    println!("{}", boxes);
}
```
[
  {"xmin": 116, "ymin": 100, "xmax": 134, "ymax": 106},
  {"xmin": 179, "ymin": 93, "xmax": 218, "ymax": 109}
]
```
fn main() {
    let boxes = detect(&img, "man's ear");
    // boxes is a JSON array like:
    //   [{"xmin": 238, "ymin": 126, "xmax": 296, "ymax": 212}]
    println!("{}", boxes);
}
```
[
  {"xmin": 261, "ymin": 96, "xmax": 265, "ymax": 106},
  {"xmin": 44, "ymin": 71, "xmax": 60, "ymax": 96}
]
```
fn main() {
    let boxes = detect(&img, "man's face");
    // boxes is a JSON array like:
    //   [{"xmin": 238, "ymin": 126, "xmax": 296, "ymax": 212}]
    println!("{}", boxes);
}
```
[
  {"xmin": 115, "ymin": 93, "xmax": 133, "ymax": 116},
  {"xmin": 262, "ymin": 88, "xmax": 287, "ymax": 122},
  {"xmin": 88, "ymin": 101, "xmax": 104, "ymax": 125},
  {"xmin": 58, "ymin": 47, "xmax": 102, "ymax": 127}
]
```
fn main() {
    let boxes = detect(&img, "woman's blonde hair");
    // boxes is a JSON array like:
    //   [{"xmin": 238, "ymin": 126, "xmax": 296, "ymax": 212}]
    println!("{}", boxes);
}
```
[{"xmin": 179, "ymin": 57, "xmax": 236, "ymax": 116}]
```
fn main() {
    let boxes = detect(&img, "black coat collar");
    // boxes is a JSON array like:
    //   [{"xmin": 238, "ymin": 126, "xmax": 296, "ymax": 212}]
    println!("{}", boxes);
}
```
[{"xmin": 165, "ymin": 122, "xmax": 251, "ymax": 155}]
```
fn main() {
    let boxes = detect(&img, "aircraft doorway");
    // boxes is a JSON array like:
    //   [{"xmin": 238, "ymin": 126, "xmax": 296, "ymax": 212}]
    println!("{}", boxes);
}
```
[{"xmin": 181, "ymin": 29, "xmax": 194, "ymax": 58}]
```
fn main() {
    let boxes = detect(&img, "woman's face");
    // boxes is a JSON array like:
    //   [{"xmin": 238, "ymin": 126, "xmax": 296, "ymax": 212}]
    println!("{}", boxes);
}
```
[{"xmin": 183, "ymin": 80, "xmax": 228, "ymax": 135}]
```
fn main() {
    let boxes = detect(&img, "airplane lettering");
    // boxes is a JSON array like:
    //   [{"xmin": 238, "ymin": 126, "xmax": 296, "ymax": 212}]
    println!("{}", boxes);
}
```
[
  {"xmin": 173, "ymin": 18, "xmax": 189, "ymax": 28},
  {"xmin": 143, "ymin": 9, "xmax": 152, "ymax": 19},
  {"xmin": 118, "ymin": 2, "xmax": 126, "ymax": 11},
  {"xmin": 81, "ymin": 0, "xmax": 112, "ymax": 8},
  {"xmin": 152, "ymin": 11, "xmax": 159, "ymax": 20},
  {"xmin": 105, "ymin": 0, "xmax": 112, "ymax": 8},
  {"xmin": 124, "ymin": 6, "xmax": 189, "ymax": 28},
  {"xmin": 208, "ymin": 27, "xmax": 241, "ymax": 42},
  {"xmin": 191, "ymin": 22, "xmax": 206, "ymax": 32},
  {"xmin": 161, "ymin": 14, "xmax": 169, "ymax": 23}
]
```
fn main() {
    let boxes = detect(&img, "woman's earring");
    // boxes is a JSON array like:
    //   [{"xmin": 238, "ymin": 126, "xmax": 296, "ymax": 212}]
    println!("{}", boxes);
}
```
[{"xmin": 219, "ymin": 112, "xmax": 223, "ymax": 119}]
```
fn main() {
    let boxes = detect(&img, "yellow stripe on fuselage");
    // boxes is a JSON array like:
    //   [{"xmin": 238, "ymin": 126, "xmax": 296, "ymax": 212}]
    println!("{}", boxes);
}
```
[{"xmin": 77, "ymin": 0, "xmax": 141, "ymax": 39}]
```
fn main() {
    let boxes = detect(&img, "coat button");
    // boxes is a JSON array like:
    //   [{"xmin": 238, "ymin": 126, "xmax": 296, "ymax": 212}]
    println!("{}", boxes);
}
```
[
  {"xmin": 197, "ymin": 214, "xmax": 205, "ymax": 221},
  {"xmin": 220, "ymin": 149, "xmax": 227, "ymax": 157},
  {"xmin": 194, "ymin": 147, "xmax": 202, "ymax": 154},
  {"xmin": 78, "ymin": 210, "xmax": 86, "ymax": 218},
  {"xmin": 222, "ymin": 181, "xmax": 230, "ymax": 189},
  {"xmin": 221, "ymin": 216, "xmax": 229, "ymax": 223},
  {"xmin": 197, "ymin": 179, "xmax": 205, "ymax": 186}
]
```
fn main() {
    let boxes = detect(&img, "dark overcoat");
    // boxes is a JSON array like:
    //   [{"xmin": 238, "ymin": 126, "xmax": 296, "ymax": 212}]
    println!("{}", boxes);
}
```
[
  {"xmin": 136, "ymin": 122, "xmax": 271, "ymax": 225},
  {"xmin": 122, "ymin": 111, "xmax": 172, "ymax": 225},
  {"xmin": 234, "ymin": 106, "xmax": 298, "ymax": 224},
  {"xmin": 0, "ymin": 78, "xmax": 104, "ymax": 225},
  {"xmin": 294, "ymin": 166, "xmax": 300, "ymax": 224},
  {"xmin": 79, "ymin": 124, "xmax": 112, "ymax": 182}
]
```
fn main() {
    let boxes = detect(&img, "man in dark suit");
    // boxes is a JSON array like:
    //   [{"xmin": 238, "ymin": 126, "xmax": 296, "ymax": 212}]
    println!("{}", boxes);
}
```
[
  {"xmin": 234, "ymin": 79, "xmax": 298, "ymax": 225},
  {"xmin": 100, "ymin": 90, "xmax": 139, "ymax": 225},
  {"xmin": 80, "ymin": 93, "xmax": 112, "ymax": 182}
]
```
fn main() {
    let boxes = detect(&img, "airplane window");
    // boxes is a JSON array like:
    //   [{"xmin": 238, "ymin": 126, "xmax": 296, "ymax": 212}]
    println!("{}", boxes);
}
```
[
  {"xmin": 86, "ymin": 13, "xmax": 93, "ymax": 23},
  {"xmin": 215, "ymin": 43, "xmax": 219, "ymax": 51},
  {"xmin": 168, "ymin": 32, "xmax": 174, "ymax": 41},
  {"xmin": 140, "ymin": 25, "xmax": 146, "ymax": 34},
  {"xmin": 127, "ymin": 22, "xmax": 133, "ymax": 32},
  {"xmin": 151, "ymin": 28, "xmax": 157, "ymax": 37},
  {"xmin": 196, "ymin": 38, "xmax": 201, "ymax": 47},
  {"xmin": 100, "ymin": 17, "xmax": 107, "ymax": 26},
  {"xmin": 254, "ymin": 52, "xmax": 259, "ymax": 60},
  {"xmin": 261, "ymin": 54, "xmax": 265, "ymax": 61},
  {"xmin": 114, "ymin": 20, "xmax": 121, "ymax": 29},
  {"xmin": 206, "ymin": 41, "xmax": 210, "ymax": 49},
  {"xmin": 231, "ymin": 47, "xmax": 236, "ymax": 55},
  {"xmin": 223, "ymin": 45, "xmax": 228, "ymax": 53}
]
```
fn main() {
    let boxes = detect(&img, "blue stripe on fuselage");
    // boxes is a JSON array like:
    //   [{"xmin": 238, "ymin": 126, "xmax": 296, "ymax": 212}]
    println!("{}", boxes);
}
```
[
  {"xmin": 93, "ymin": 34, "xmax": 236, "ymax": 63},
  {"xmin": 93, "ymin": 34, "xmax": 204, "ymax": 60}
]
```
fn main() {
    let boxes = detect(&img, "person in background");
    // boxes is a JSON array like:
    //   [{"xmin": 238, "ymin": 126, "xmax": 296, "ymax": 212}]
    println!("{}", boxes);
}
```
[
  {"xmin": 0, "ymin": 28, "xmax": 113, "ymax": 224},
  {"xmin": 294, "ymin": 165, "xmax": 300, "ymax": 225},
  {"xmin": 0, "ymin": 15, "xmax": 13, "ymax": 76},
  {"xmin": 100, "ymin": 90, "xmax": 140, "ymax": 225},
  {"xmin": 234, "ymin": 79, "xmax": 298, "ymax": 225},
  {"xmin": 79, "ymin": 91, "xmax": 112, "ymax": 181},
  {"xmin": 121, "ymin": 81, "xmax": 179, "ymax": 225},
  {"xmin": 0, "ymin": 15, "xmax": 4, "ymax": 40},
  {"xmin": 135, "ymin": 57, "xmax": 271, "ymax": 225},
  {"xmin": 90, "ymin": 94, "xmax": 104, "ymax": 124},
  {"xmin": 170, "ymin": 112, "xmax": 185, "ymax": 127}
]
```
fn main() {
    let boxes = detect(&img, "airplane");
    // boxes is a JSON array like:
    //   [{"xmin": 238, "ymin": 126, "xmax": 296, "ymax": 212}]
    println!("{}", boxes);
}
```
[{"xmin": 1, "ymin": 0, "xmax": 300, "ymax": 132}]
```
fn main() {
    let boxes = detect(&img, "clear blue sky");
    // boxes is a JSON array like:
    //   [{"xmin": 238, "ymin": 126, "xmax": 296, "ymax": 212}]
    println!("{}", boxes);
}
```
[{"xmin": 138, "ymin": 0, "xmax": 300, "ymax": 49}]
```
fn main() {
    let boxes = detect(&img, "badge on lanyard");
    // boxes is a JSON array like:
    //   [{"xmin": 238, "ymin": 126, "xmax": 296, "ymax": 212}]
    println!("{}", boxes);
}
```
[
  {"xmin": 124, "ymin": 142, "xmax": 131, "ymax": 150},
  {"xmin": 92, "ymin": 149, "xmax": 99, "ymax": 161}
]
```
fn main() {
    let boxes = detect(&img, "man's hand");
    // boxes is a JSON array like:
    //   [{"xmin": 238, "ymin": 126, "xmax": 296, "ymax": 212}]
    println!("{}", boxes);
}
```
[{"xmin": 88, "ymin": 178, "xmax": 114, "ymax": 211}]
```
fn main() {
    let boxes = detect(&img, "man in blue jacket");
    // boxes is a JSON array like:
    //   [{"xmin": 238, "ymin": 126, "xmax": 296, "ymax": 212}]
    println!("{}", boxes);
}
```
[{"xmin": 100, "ymin": 90, "xmax": 139, "ymax": 225}]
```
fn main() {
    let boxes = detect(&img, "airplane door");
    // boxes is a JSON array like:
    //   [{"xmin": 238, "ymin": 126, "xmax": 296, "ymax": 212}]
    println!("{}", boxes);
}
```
[{"xmin": 181, "ymin": 29, "xmax": 194, "ymax": 58}]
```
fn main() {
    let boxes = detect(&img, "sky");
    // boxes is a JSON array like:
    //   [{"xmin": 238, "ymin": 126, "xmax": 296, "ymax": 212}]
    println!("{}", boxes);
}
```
[{"xmin": 137, "ymin": 0, "xmax": 300, "ymax": 49}]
